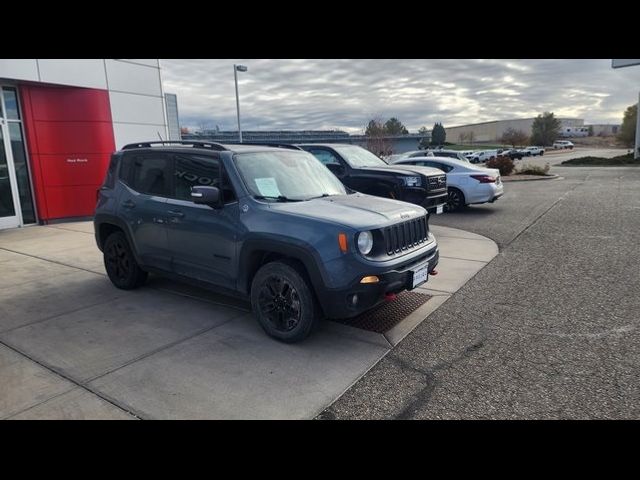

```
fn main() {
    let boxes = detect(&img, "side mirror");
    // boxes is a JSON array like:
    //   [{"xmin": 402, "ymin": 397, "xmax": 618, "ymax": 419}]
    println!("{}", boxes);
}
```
[
  {"xmin": 191, "ymin": 186, "xmax": 221, "ymax": 208},
  {"xmin": 326, "ymin": 163, "xmax": 345, "ymax": 177}
]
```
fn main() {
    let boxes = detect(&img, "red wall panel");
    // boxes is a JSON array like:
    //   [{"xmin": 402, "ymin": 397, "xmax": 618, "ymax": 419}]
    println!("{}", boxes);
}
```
[
  {"xmin": 19, "ymin": 85, "xmax": 115, "ymax": 221},
  {"xmin": 32, "ymin": 121, "xmax": 115, "ymax": 155},
  {"xmin": 43, "ymin": 186, "xmax": 103, "ymax": 219},
  {"xmin": 39, "ymin": 154, "xmax": 111, "ymax": 187},
  {"xmin": 27, "ymin": 86, "xmax": 113, "ymax": 122}
]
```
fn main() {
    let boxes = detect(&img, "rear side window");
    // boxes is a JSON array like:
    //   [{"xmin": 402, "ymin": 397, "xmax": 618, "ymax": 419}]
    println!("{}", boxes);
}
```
[
  {"xmin": 103, "ymin": 154, "xmax": 118, "ymax": 188},
  {"xmin": 433, "ymin": 162, "xmax": 453, "ymax": 173},
  {"xmin": 130, "ymin": 154, "xmax": 173, "ymax": 197}
]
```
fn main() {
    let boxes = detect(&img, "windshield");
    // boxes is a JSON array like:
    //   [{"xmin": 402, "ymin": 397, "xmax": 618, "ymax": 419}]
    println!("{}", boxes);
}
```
[
  {"xmin": 234, "ymin": 151, "xmax": 347, "ymax": 200},
  {"xmin": 333, "ymin": 145, "xmax": 389, "ymax": 168}
]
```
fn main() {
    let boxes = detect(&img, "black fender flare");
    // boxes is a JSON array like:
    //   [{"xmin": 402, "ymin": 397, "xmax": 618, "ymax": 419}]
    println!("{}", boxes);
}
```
[
  {"xmin": 93, "ymin": 213, "xmax": 144, "ymax": 265},
  {"xmin": 236, "ymin": 236, "xmax": 330, "ymax": 297}
]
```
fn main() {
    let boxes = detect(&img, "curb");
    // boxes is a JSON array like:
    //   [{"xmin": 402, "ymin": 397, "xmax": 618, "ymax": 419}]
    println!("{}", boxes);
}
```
[{"xmin": 502, "ymin": 174, "xmax": 560, "ymax": 182}]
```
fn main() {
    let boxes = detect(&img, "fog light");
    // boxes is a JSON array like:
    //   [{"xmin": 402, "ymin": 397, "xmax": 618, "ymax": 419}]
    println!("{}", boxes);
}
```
[
  {"xmin": 360, "ymin": 275, "xmax": 380, "ymax": 284},
  {"xmin": 349, "ymin": 294, "xmax": 359, "ymax": 306}
]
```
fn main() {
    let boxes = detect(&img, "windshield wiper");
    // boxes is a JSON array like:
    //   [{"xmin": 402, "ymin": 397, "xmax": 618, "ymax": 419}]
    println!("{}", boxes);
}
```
[
  {"xmin": 305, "ymin": 193, "xmax": 332, "ymax": 200},
  {"xmin": 253, "ymin": 195, "xmax": 303, "ymax": 202}
]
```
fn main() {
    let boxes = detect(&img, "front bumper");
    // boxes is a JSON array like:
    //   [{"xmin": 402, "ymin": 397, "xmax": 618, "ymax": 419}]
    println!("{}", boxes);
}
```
[
  {"xmin": 399, "ymin": 187, "xmax": 448, "ymax": 212},
  {"xmin": 317, "ymin": 244, "xmax": 439, "ymax": 319}
]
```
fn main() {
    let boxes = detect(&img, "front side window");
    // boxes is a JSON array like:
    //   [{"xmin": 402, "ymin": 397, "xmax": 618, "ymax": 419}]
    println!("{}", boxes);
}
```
[
  {"xmin": 234, "ymin": 151, "xmax": 347, "ymax": 200},
  {"xmin": 174, "ymin": 154, "xmax": 220, "ymax": 201},
  {"xmin": 130, "ymin": 154, "xmax": 172, "ymax": 197}
]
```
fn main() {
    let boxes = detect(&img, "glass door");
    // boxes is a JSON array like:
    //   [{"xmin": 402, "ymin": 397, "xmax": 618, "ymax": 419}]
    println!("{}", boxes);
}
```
[{"xmin": 0, "ymin": 86, "xmax": 36, "ymax": 229}]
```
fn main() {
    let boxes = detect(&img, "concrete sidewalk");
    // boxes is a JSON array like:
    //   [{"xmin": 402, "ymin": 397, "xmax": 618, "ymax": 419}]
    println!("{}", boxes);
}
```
[{"xmin": 0, "ymin": 221, "xmax": 496, "ymax": 419}]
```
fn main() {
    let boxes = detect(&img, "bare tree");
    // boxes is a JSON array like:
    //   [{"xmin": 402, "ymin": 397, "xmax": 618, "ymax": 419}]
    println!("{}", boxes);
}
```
[
  {"xmin": 501, "ymin": 128, "xmax": 529, "ymax": 147},
  {"xmin": 364, "ymin": 116, "xmax": 393, "ymax": 156}
]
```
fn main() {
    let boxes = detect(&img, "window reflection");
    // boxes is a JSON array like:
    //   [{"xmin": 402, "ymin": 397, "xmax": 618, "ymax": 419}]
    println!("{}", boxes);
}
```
[
  {"xmin": 2, "ymin": 88, "xmax": 20, "ymax": 120},
  {"xmin": 8, "ymin": 123, "xmax": 36, "ymax": 223}
]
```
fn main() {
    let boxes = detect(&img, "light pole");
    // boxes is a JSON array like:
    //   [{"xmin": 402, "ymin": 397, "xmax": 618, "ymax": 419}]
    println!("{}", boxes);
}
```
[{"xmin": 234, "ymin": 64, "xmax": 248, "ymax": 143}]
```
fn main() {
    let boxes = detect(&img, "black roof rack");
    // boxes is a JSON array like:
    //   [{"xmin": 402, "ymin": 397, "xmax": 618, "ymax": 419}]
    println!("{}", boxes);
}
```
[
  {"xmin": 225, "ymin": 142, "xmax": 303, "ymax": 151},
  {"xmin": 121, "ymin": 140, "xmax": 228, "ymax": 151}
]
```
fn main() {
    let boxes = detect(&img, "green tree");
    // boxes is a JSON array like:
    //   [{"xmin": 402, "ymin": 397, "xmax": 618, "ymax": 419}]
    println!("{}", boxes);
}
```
[
  {"xmin": 365, "ymin": 119, "xmax": 385, "ymax": 137},
  {"xmin": 530, "ymin": 112, "xmax": 561, "ymax": 146},
  {"xmin": 501, "ymin": 128, "xmax": 529, "ymax": 147},
  {"xmin": 588, "ymin": 125, "xmax": 594, "ymax": 137},
  {"xmin": 618, "ymin": 104, "xmax": 637, "ymax": 147},
  {"xmin": 384, "ymin": 117, "xmax": 409, "ymax": 135},
  {"xmin": 431, "ymin": 122, "xmax": 446, "ymax": 145}
]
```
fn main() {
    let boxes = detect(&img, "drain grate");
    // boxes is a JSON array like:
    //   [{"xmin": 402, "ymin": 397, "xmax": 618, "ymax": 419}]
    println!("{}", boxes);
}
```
[{"xmin": 331, "ymin": 291, "xmax": 431, "ymax": 333}]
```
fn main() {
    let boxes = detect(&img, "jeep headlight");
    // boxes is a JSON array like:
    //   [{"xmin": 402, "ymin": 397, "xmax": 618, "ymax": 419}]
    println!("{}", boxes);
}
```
[
  {"xmin": 357, "ymin": 231, "xmax": 374, "ymax": 255},
  {"xmin": 402, "ymin": 176, "xmax": 421, "ymax": 187}
]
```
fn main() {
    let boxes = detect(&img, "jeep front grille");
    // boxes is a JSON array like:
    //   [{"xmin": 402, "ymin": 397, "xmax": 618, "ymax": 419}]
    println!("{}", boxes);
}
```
[{"xmin": 382, "ymin": 215, "xmax": 430, "ymax": 255}]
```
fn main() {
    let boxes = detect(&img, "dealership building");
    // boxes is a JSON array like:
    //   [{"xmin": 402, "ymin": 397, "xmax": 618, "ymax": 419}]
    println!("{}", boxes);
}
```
[
  {"xmin": 0, "ymin": 59, "xmax": 178, "ymax": 230},
  {"xmin": 445, "ymin": 117, "xmax": 585, "ymax": 144}
]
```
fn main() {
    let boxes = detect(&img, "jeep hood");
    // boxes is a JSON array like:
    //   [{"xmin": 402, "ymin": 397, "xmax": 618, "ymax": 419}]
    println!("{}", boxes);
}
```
[{"xmin": 270, "ymin": 193, "xmax": 427, "ymax": 230}]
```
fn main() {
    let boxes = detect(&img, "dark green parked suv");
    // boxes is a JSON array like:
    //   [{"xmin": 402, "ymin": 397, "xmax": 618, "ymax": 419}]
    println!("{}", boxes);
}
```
[{"xmin": 94, "ymin": 141, "xmax": 439, "ymax": 342}]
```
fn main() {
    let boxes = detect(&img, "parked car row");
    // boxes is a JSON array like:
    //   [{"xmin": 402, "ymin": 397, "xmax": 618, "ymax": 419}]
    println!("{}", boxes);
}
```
[
  {"xmin": 390, "ymin": 155, "xmax": 504, "ymax": 211},
  {"xmin": 94, "ymin": 141, "xmax": 446, "ymax": 343},
  {"xmin": 553, "ymin": 140, "xmax": 574, "ymax": 149}
]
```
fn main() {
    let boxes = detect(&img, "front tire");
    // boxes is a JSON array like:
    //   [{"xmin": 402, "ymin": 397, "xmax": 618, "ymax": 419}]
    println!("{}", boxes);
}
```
[
  {"xmin": 103, "ymin": 231, "xmax": 147, "ymax": 289},
  {"xmin": 251, "ymin": 261, "xmax": 319, "ymax": 343},
  {"xmin": 445, "ymin": 187, "xmax": 466, "ymax": 212}
]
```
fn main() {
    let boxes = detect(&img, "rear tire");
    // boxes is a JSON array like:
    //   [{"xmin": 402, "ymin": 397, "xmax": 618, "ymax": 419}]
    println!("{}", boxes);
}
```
[
  {"xmin": 445, "ymin": 187, "xmax": 466, "ymax": 212},
  {"xmin": 103, "ymin": 231, "xmax": 147, "ymax": 289},
  {"xmin": 251, "ymin": 261, "xmax": 319, "ymax": 343}
]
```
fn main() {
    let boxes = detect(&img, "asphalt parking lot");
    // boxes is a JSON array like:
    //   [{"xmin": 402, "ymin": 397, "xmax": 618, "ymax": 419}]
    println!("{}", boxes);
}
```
[
  {"xmin": 0, "ymin": 221, "xmax": 495, "ymax": 419},
  {"xmin": 320, "ymin": 156, "xmax": 640, "ymax": 419}
]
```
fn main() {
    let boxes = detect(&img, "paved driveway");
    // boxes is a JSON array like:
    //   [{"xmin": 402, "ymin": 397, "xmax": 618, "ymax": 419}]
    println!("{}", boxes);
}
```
[
  {"xmin": 321, "ymin": 165, "xmax": 640, "ymax": 419},
  {"xmin": 0, "ymin": 221, "xmax": 495, "ymax": 419}
]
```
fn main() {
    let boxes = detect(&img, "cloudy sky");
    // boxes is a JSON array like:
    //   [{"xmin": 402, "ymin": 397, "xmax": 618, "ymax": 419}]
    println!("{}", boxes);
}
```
[{"xmin": 160, "ymin": 59, "xmax": 640, "ymax": 133}]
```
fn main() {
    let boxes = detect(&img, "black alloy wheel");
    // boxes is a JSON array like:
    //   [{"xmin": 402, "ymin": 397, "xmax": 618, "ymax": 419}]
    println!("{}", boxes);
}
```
[
  {"xmin": 103, "ymin": 231, "xmax": 147, "ymax": 289},
  {"xmin": 257, "ymin": 274, "xmax": 302, "ymax": 333},
  {"xmin": 251, "ymin": 261, "xmax": 319, "ymax": 342}
]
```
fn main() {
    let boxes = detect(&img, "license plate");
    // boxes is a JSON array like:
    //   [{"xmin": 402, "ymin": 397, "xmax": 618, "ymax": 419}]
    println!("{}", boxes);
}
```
[
  {"xmin": 436, "ymin": 205, "xmax": 443, "ymax": 214},
  {"xmin": 411, "ymin": 263, "xmax": 429, "ymax": 288}
]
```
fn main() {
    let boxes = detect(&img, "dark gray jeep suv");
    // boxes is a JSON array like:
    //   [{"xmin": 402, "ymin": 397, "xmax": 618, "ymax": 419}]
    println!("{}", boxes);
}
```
[{"xmin": 94, "ymin": 141, "xmax": 439, "ymax": 342}]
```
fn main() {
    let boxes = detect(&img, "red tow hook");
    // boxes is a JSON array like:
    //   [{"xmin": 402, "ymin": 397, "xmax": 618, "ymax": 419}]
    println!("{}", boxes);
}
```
[
  {"xmin": 430, "ymin": 269, "xmax": 438, "ymax": 275},
  {"xmin": 385, "ymin": 293, "xmax": 397, "ymax": 302}
]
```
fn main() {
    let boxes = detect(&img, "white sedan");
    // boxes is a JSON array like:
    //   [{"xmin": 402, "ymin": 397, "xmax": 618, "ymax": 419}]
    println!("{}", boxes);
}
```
[{"xmin": 391, "ymin": 156, "xmax": 504, "ymax": 211}]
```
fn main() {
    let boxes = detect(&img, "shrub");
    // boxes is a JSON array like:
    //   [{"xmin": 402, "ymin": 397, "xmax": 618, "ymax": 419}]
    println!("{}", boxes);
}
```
[
  {"xmin": 486, "ymin": 155, "xmax": 515, "ymax": 176},
  {"xmin": 517, "ymin": 163, "xmax": 550, "ymax": 175},
  {"xmin": 561, "ymin": 153, "xmax": 638, "ymax": 166}
]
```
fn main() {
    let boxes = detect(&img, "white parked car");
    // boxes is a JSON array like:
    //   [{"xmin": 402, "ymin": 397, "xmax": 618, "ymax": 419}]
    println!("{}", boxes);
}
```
[
  {"xmin": 392, "ymin": 156, "xmax": 504, "ymax": 211},
  {"xmin": 553, "ymin": 140, "xmax": 574, "ymax": 149},
  {"xmin": 391, "ymin": 149, "xmax": 470, "ymax": 163},
  {"xmin": 525, "ymin": 146, "xmax": 545, "ymax": 156},
  {"xmin": 466, "ymin": 150, "xmax": 498, "ymax": 164}
]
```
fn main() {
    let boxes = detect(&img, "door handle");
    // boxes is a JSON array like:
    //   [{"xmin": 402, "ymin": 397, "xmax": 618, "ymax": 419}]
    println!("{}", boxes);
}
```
[
  {"xmin": 167, "ymin": 210, "xmax": 185, "ymax": 218},
  {"xmin": 121, "ymin": 200, "xmax": 135, "ymax": 209}
]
